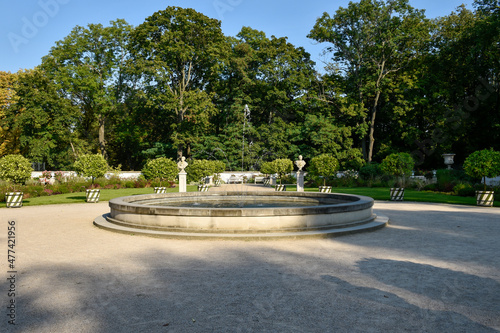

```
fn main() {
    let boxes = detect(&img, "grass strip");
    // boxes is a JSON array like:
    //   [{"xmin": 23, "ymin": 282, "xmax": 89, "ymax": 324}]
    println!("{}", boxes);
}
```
[{"xmin": 2, "ymin": 186, "xmax": 498, "ymax": 207}]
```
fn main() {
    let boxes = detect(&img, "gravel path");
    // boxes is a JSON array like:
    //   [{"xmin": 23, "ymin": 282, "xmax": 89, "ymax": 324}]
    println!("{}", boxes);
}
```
[
  {"xmin": 1, "ymin": 197, "xmax": 499, "ymax": 332},
  {"xmin": 208, "ymin": 183, "xmax": 275, "ymax": 191}
]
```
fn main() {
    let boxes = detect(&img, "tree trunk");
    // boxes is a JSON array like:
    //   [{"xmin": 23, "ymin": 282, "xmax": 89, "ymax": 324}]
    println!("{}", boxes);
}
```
[
  {"xmin": 361, "ymin": 138, "xmax": 367, "ymax": 161},
  {"xmin": 367, "ymin": 58, "xmax": 386, "ymax": 163},
  {"xmin": 367, "ymin": 90, "xmax": 381, "ymax": 163},
  {"xmin": 177, "ymin": 145, "xmax": 183, "ymax": 161},
  {"xmin": 98, "ymin": 114, "xmax": 107, "ymax": 159}
]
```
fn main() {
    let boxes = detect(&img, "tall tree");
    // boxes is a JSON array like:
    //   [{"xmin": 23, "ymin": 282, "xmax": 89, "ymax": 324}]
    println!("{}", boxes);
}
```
[
  {"xmin": 42, "ymin": 19, "xmax": 132, "ymax": 160},
  {"xmin": 308, "ymin": 0, "xmax": 431, "ymax": 162},
  {"xmin": 2, "ymin": 68, "xmax": 77, "ymax": 169},
  {"xmin": 0, "ymin": 71, "xmax": 20, "ymax": 156},
  {"xmin": 205, "ymin": 27, "xmax": 317, "ymax": 169},
  {"xmin": 415, "ymin": 1, "xmax": 500, "ymax": 164},
  {"xmin": 129, "ymin": 6, "xmax": 229, "ymax": 159}
]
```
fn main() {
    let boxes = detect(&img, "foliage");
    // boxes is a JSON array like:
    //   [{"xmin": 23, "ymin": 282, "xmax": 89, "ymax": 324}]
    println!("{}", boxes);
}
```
[
  {"xmin": 453, "ymin": 183, "xmax": 476, "ymax": 197},
  {"xmin": 129, "ymin": 7, "xmax": 228, "ymax": 159},
  {"xmin": 380, "ymin": 152, "xmax": 415, "ymax": 187},
  {"xmin": 42, "ymin": 20, "xmax": 133, "ymax": 160},
  {"xmin": 280, "ymin": 174, "xmax": 296, "ymax": 185},
  {"xmin": 1, "ymin": 3, "xmax": 498, "ymax": 173},
  {"xmin": 270, "ymin": 159, "xmax": 294, "ymax": 184},
  {"xmin": 463, "ymin": 149, "xmax": 500, "ymax": 189},
  {"xmin": 0, "ymin": 71, "xmax": 20, "ymax": 156},
  {"xmin": 141, "ymin": 157, "xmax": 178, "ymax": 186},
  {"xmin": 186, "ymin": 159, "xmax": 216, "ymax": 184},
  {"xmin": 6, "ymin": 185, "xmax": 497, "ymax": 207},
  {"xmin": 260, "ymin": 162, "xmax": 274, "ymax": 176},
  {"xmin": 359, "ymin": 163, "xmax": 382, "ymax": 181},
  {"xmin": 211, "ymin": 160, "xmax": 226, "ymax": 175},
  {"xmin": 73, "ymin": 154, "xmax": 109, "ymax": 184},
  {"xmin": 308, "ymin": 0, "xmax": 431, "ymax": 162},
  {"xmin": 435, "ymin": 169, "xmax": 470, "ymax": 192},
  {"xmin": 3, "ymin": 68, "xmax": 78, "ymax": 169},
  {"xmin": 0, "ymin": 154, "xmax": 33, "ymax": 189},
  {"xmin": 380, "ymin": 153, "xmax": 415, "ymax": 177},
  {"xmin": 308, "ymin": 154, "xmax": 339, "ymax": 186}
]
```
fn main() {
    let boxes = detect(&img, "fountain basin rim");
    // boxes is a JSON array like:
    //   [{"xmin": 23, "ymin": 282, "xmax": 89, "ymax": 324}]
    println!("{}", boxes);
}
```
[{"xmin": 109, "ymin": 191, "xmax": 374, "ymax": 217}]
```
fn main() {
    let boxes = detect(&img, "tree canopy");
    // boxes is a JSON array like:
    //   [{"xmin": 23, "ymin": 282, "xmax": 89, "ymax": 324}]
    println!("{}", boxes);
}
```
[{"xmin": 1, "ymin": 2, "xmax": 498, "ymax": 173}]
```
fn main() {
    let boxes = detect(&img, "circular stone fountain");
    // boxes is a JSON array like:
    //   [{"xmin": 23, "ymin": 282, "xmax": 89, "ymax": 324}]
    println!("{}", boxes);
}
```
[{"xmin": 94, "ymin": 191, "xmax": 388, "ymax": 239}]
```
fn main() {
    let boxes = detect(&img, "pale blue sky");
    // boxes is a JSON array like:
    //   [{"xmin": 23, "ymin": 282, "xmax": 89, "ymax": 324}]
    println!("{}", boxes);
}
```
[{"xmin": 1, "ymin": 0, "xmax": 472, "ymax": 73}]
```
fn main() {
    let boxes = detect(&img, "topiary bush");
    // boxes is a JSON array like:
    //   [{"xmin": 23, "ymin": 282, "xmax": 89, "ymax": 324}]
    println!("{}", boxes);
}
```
[
  {"xmin": 271, "ymin": 159, "xmax": 294, "ymax": 185},
  {"xmin": 141, "ymin": 157, "xmax": 178, "ymax": 186},
  {"xmin": 308, "ymin": 154, "xmax": 339, "ymax": 186},
  {"xmin": 0, "ymin": 154, "xmax": 34, "ymax": 191},
  {"xmin": 463, "ymin": 148, "xmax": 500, "ymax": 190},
  {"xmin": 260, "ymin": 161, "xmax": 275, "ymax": 176},
  {"xmin": 380, "ymin": 152, "xmax": 414, "ymax": 187},
  {"xmin": 73, "ymin": 154, "xmax": 109, "ymax": 185}
]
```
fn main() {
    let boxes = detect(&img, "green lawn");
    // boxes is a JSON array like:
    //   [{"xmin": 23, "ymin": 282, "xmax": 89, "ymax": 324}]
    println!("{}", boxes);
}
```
[
  {"xmin": 299, "ymin": 186, "xmax": 499, "ymax": 207},
  {"xmin": 2, "ymin": 185, "xmax": 499, "ymax": 207},
  {"xmin": 5, "ymin": 186, "xmax": 199, "ymax": 207}
]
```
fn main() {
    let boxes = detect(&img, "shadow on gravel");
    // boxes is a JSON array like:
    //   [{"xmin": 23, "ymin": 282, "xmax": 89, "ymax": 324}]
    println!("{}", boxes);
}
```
[
  {"xmin": 356, "ymin": 258, "xmax": 500, "ymax": 316},
  {"xmin": 3, "ymin": 245, "xmax": 499, "ymax": 333},
  {"xmin": 320, "ymin": 274, "xmax": 497, "ymax": 332}
]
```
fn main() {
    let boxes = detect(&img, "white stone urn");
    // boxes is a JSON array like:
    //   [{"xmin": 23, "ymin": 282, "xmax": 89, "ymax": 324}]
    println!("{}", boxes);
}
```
[{"xmin": 442, "ymin": 154, "xmax": 456, "ymax": 170}]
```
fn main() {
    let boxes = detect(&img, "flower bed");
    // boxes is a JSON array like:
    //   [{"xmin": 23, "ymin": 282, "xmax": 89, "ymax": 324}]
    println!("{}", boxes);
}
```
[{"xmin": 0, "ymin": 175, "xmax": 160, "ymax": 202}]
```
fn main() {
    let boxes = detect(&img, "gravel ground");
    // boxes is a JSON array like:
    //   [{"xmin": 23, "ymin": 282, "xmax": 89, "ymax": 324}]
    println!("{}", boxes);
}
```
[{"xmin": 1, "ymin": 199, "xmax": 499, "ymax": 333}]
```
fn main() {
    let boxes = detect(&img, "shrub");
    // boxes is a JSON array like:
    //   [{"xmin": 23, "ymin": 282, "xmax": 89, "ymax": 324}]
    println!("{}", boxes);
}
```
[
  {"xmin": 186, "ymin": 159, "xmax": 215, "ymax": 184},
  {"xmin": 134, "ymin": 178, "xmax": 150, "ymax": 188},
  {"xmin": 423, "ymin": 183, "xmax": 438, "ymax": 191},
  {"xmin": 54, "ymin": 183, "xmax": 70, "ymax": 194},
  {"xmin": 211, "ymin": 160, "xmax": 226, "ymax": 182},
  {"xmin": 453, "ymin": 183, "xmax": 475, "ymax": 197},
  {"xmin": 54, "ymin": 171, "xmax": 65, "ymax": 183},
  {"xmin": 43, "ymin": 188, "xmax": 54, "ymax": 196},
  {"xmin": 281, "ymin": 174, "xmax": 296, "ymax": 184},
  {"xmin": 359, "ymin": 163, "xmax": 381, "ymax": 181},
  {"xmin": 141, "ymin": 157, "xmax": 178, "ymax": 186},
  {"xmin": 93, "ymin": 177, "xmax": 109, "ymax": 188},
  {"xmin": 124, "ymin": 180, "xmax": 135, "ymax": 188},
  {"xmin": 107, "ymin": 175, "xmax": 123, "ymax": 185},
  {"xmin": 308, "ymin": 154, "xmax": 339, "ymax": 186},
  {"xmin": 435, "ymin": 169, "xmax": 467, "ymax": 192},
  {"xmin": 0, "ymin": 154, "xmax": 34, "ymax": 190},
  {"xmin": 211, "ymin": 160, "xmax": 226, "ymax": 174},
  {"xmin": 73, "ymin": 154, "xmax": 108, "ymax": 185},
  {"xmin": 24, "ymin": 185, "xmax": 45, "ymax": 198},
  {"xmin": 408, "ymin": 178, "xmax": 426, "ymax": 191}
]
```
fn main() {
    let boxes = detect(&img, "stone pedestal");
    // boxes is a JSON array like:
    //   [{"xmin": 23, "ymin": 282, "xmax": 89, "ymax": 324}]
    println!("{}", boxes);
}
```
[
  {"xmin": 296, "ymin": 171, "xmax": 304, "ymax": 192},
  {"xmin": 178, "ymin": 172, "xmax": 187, "ymax": 193}
]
